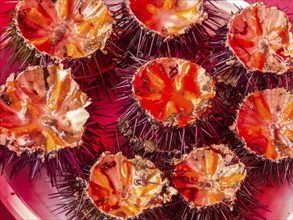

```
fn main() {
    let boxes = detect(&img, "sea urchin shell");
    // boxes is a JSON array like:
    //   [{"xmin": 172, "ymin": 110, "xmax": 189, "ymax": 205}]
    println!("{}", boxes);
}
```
[
  {"xmin": 109, "ymin": 0, "xmax": 223, "ymax": 58},
  {"xmin": 116, "ymin": 56, "xmax": 240, "ymax": 152},
  {"xmin": 86, "ymin": 152, "xmax": 175, "ymax": 219},
  {"xmin": 128, "ymin": 0, "xmax": 207, "ymax": 37},
  {"xmin": 227, "ymin": 3, "xmax": 293, "ymax": 73},
  {"xmin": 164, "ymin": 144, "xmax": 266, "ymax": 219},
  {"xmin": 0, "ymin": 64, "xmax": 91, "ymax": 155},
  {"xmin": 173, "ymin": 145, "xmax": 246, "ymax": 208},
  {"xmin": 15, "ymin": 0, "xmax": 113, "ymax": 60},
  {"xmin": 132, "ymin": 57, "xmax": 216, "ymax": 128},
  {"xmin": 234, "ymin": 88, "xmax": 293, "ymax": 161}
]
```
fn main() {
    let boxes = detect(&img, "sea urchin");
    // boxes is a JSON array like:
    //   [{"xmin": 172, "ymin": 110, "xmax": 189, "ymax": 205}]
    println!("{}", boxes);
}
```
[
  {"xmin": 0, "ymin": 64, "xmax": 99, "ymax": 183},
  {"xmin": 232, "ymin": 88, "xmax": 293, "ymax": 183},
  {"xmin": 165, "ymin": 144, "xmax": 265, "ymax": 220},
  {"xmin": 53, "ymin": 152, "xmax": 176, "ymax": 220}
]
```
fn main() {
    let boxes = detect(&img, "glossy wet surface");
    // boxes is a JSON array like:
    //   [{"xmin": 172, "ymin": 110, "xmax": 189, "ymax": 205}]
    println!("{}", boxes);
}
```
[
  {"xmin": 132, "ymin": 58, "xmax": 215, "ymax": 127},
  {"xmin": 236, "ymin": 88, "xmax": 293, "ymax": 160},
  {"xmin": 86, "ymin": 153, "xmax": 166, "ymax": 218},
  {"xmin": 128, "ymin": 0, "xmax": 206, "ymax": 36},
  {"xmin": 0, "ymin": 65, "xmax": 90, "ymax": 153},
  {"xmin": 173, "ymin": 145, "xmax": 246, "ymax": 207},
  {"xmin": 227, "ymin": 3, "xmax": 293, "ymax": 73},
  {"xmin": 16, "ymin": 0, "xmax": 113, "ymax": 59}
]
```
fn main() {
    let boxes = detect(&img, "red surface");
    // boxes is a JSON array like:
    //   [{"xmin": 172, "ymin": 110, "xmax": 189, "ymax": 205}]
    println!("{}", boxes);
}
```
[
  {"xmin": 0, "ymin": 201, "xmax": 14, "ymax": 220},
  {"xmin": 1, "ymin": 3, "xmax": 17, "ymax": 219}
]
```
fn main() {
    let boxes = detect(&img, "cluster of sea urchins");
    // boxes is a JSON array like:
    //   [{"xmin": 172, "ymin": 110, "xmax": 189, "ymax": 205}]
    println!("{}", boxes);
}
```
[
  {"xmin": 0, "ymin": 1, "xmax": 292, "ymax": 220},
  {"xmin": 110, "ymin": 1, "xmax": 292, "ymax": 219},
  {"xmin": 208, "ymin": 2, "xmax": 293, "ymax": 184},
  {"xmin": 0, "ymin": 0, "xmax": 119, "ymax": 183}
]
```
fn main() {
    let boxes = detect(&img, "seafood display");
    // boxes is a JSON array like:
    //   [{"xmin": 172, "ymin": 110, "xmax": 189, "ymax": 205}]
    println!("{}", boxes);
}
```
[{"xmin": 0, "ymin": 0, "xmax": 292, "ymax": 219}]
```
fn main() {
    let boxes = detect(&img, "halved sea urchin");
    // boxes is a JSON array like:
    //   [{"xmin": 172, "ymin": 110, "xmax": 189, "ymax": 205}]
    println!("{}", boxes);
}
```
[
  {"xmin": 210, "ymin": 2, "xmax": 293, "ymax": 84},
  {"xmin": 53, "ymin": 152, "xmax": 176, "ymax": 220},
  {"xmin": 109, "ymin": 0, "xmax": 225, "ymax": 58},
  {"xmin": 232, "ymin": 88, "xmax": 293, "ymax": 184},
  {"xmin": 0, "ymin": 64, "xmax": 100, "ymax": 183},
  {"xmin": 132, "ymin": 57, "xmax": 216, "ymax": 128},
  {"xmin": 165, "ymin": 144, "xmax": 265, "ymax": 220},
  {"xmin": 116, "ymin": 57, "xmax": 243, "ymax": 152},
  {"xmin": 2, "ymin": 0, "xmax": 113, "ymax": 61}
]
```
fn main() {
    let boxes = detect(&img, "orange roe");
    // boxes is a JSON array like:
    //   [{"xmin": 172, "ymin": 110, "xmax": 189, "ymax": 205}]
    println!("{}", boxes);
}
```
[
  {"xmin": 132, "ymin": 58, "xmax": 216, "ymax": 127},
  {"xmin": 16, "ymin": 0, "xmax": 113, "ymax": 59},
  {"xmin": 0, "ymin": 65, "xmax": 90, "ymax": 153},
  {"xmin": 173, "ymin": 145, "xmax": 246, "ymax": 208},
  {"xmin": 128, "ymin": 0, "xmax": 207, "ymax": 37},
  {"xmin": 227, "ymin": 3, "xmax": 293, "ymax": 73},
  {"xmin": 86, "ymin": 152, "xmax": 171, "ymax": 219},
  {"xmin": 236, "ymin": 88, "xmax": 293, "ymax": 160}
]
